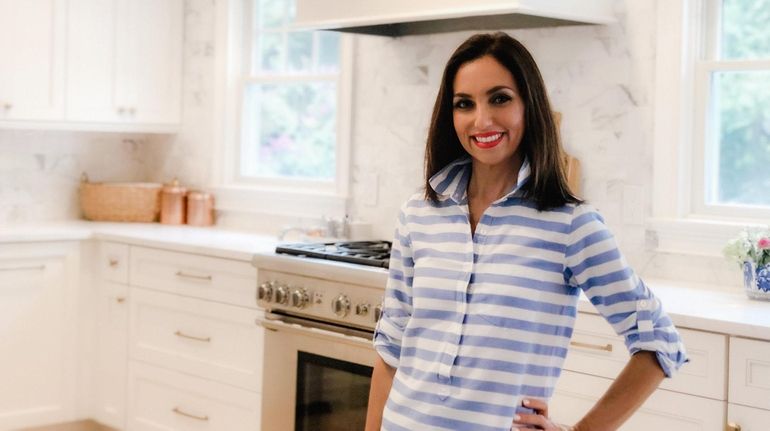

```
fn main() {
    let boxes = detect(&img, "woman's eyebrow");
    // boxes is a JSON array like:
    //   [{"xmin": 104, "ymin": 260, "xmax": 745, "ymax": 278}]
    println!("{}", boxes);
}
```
[{"xmin": 453, "ymin": 86, "xmax": 514, "ymax": 98}]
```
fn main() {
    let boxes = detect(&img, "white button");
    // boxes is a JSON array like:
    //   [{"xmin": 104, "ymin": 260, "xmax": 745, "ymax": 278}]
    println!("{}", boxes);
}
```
[{"xmin": 639, "ymin": 300, "xmax": 649, "ymax": 308}]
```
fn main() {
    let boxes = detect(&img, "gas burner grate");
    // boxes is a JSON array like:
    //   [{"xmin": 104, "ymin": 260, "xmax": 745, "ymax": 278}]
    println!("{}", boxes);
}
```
[{"xmin": 275, "ymin": 241, "xmax": 392, "ymax": 268}]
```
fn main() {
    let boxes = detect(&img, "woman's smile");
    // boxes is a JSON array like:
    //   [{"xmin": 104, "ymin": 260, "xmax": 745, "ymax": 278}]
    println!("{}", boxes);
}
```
[{"xmin": 472, "ymin": 131, "xmax": 506, "ymax": 148}]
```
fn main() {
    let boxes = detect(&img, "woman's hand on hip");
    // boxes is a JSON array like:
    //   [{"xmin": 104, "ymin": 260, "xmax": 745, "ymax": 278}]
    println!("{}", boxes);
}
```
[{"xmin": 511, "ymin": 398, "xmax": 573, "ymax": 431}]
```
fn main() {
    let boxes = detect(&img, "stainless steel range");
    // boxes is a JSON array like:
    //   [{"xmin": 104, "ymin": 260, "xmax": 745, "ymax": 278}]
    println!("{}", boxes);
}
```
[{"xmin": 252, "ymin": 241, "xmax": 390, "ymax": 431}]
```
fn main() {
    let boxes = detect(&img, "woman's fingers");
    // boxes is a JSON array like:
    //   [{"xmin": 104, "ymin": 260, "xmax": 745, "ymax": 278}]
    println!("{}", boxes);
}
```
[
  {"xmin": 522, "ymin": 398, "xmax": 549, "ymax": 417},
  {"xmin": 512, "ymin": 412, "xmax": 549, "ymax": 429}
]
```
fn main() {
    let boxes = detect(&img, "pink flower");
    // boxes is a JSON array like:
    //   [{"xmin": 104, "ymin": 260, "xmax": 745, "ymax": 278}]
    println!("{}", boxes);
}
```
[{"xmin": 759, "ymin": 237, "xmax": 770, "ymax": 250}]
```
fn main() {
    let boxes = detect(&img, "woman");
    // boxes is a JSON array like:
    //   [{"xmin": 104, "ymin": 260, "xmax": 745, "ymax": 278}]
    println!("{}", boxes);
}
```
[{"xmin": 365, "ymin": 32, "xmax": 687, "ymax": 431}]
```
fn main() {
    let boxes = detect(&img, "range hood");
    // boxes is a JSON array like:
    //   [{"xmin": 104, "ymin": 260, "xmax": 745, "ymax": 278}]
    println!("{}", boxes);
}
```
[{"xmin": 294, "ymin": 0, "xmax": 616, "ymax": 37}]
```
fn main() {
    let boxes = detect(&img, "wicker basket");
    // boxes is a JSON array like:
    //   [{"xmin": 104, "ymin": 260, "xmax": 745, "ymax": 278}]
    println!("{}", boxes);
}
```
[{"xmin": 80, "ymin": 176, "xmax": 162, "ymax": 222}]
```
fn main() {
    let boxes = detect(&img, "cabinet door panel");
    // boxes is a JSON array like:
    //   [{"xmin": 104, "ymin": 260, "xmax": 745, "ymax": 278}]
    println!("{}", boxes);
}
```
[
  {"xmin": 0, "ymin": 0, "xmax": 64, "ymax": 120},
  {"xmin": 729, "ymin": 337, "xmax": 770, "ymax": 410},
  {"xmin": 551, "ymin": 370, "xmax": 725, "ymax": 431},
  {"xmin": 95, "ymin": 281, "xmax": 130, "ymax": 429},
  {"xmin": 727, "ymin": 403, "xmax": 770, "ymax": 431},
  {"xmin": 0, "ymin": 243, "xmax": 77, "ymax": 429},
  {"xmin": 66, "ymin": 0, "xmax": 122, "ymax": 123},
  {"xmin": 117, "ymin": 0, "xmax": 182, "ymax": 124}
]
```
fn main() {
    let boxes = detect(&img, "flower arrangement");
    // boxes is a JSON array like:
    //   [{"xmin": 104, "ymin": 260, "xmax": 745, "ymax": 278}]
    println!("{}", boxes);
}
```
[{"xmin": 724, "ymin": 227, "xmax": 770, "ymax": 298}]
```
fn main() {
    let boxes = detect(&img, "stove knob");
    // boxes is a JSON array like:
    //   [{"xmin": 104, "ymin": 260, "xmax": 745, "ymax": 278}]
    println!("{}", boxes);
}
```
[
  {"xmin": 257, "ymin": 282, "xmax": 274, "ymax": 303},
  {"xmin": 331, "ymin": 294, "xmax": 351, "ymax": 317},
  {"xmin": 291, "ymin": 289, "xmax": 310, "ymax": 309},
  {"xmin": 374, "ymin": 304, "xmax": 383, "ymax": 323},
  {"xmin": 274, "ymin": 285, "xmax": 290, "ymax": 305},
  {"xmin": 355, "ymin": 303, "xmax": 370, "ymax": 316}
]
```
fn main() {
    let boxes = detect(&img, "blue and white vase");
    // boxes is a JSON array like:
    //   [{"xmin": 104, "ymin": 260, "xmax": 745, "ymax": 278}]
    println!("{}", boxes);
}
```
[{"xmin": 743, "ymin": 261, "xmax": 770, "ymax": 301}]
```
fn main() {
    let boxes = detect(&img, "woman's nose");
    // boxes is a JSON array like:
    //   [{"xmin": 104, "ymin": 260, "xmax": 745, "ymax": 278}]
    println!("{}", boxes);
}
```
[{"xmin": 473, "ymin": 105, "xmax": 493, "ymax": 128}]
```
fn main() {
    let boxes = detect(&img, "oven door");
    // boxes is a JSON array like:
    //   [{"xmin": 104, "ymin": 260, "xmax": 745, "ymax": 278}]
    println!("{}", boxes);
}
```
[{"xmin": 257, "ymin": 312, "xmax": 376, "ymax": 431}]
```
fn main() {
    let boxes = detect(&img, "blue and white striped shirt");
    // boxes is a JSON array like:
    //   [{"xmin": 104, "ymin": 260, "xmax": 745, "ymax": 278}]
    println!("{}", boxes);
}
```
[{"xmin": 373, "ymin": 156, "xmax": 688, "ymax": 431}]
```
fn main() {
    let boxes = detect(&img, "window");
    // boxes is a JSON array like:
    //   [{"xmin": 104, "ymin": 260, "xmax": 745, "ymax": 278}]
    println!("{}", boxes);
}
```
[
  {"xmin": 213, "ymin": 0, "xmax": 352, "ymax": 217},
  {"xmin": 650, "ymin": 0, "xmax": 770, "ymax": 255},
  {"xmin": 693, "ymin": 0, "xmax": 770, "ymax": 216}
]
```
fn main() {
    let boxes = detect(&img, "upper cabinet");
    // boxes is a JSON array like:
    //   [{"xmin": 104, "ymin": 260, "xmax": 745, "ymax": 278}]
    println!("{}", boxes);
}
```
[
  {"xmin": 67, "ymin": 0, "xmax": 183, "ymax": 130},
  {"xmin": 294, "ymin": 0, "xmax": 616, "ymax": 36},
  {"xmin": 0, "ymin": 0, "xmax": 183, "ymax": 132},
  {"xmin": 0, "ymin": 0, "xmax": 66, "ymax": 121}
]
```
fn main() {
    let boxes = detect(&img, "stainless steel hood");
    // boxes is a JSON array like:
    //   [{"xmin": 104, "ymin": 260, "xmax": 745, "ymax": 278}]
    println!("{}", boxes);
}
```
[{"xmin": 294, "ymin": 0, "xmax": 616, "ymax": 37}]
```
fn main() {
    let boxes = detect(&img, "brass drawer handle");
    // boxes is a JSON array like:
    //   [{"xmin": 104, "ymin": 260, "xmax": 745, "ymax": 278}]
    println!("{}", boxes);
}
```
[
  {"xmin": 175, "ymin": 271, "xmax": 212, "ymax": 281},
  {"xmin": 108, "ymin": 259, "xmax": 119, "ymax": 267},
  {"xmin": 726, "ymin": 422, "xmax": 742, "ymax": 431},
  {"xmin": 172, "ymin": 407, "xmax": 209, "ymax": 421},
  {"xmin": 0, "ymin": 264, "xmax": 45, "ymax": 272},
  {"xmin": 570, "ymin": 340, "xmax": 613, "ymax": 352},
  {"xmin": 116, "ymin": 297, "xmax": 126, "ymax": 304},
  {"xmin": 174, "ymin": 330, "xmax": 211, "ymax": 343}
]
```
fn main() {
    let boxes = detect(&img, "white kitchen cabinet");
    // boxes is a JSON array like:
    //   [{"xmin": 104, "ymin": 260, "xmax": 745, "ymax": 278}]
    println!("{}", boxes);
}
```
[
  {"xmin": 0, "ymin": 0, "xmax": 65, "ymax": 121},
  {"xmin": 726, "ymin": 403, "xmax": 770, "ymax": 431},
  {"xmin": 0, "ymin": 242, "xmax": 79, "ymax": 430},
  {"xmin": 551, "ymin": 370, "xmax": 725, "ymax": 431},
  {"xmin": 129, "ymin": 287, "xmax": 263, "ymax": 392},
  {"xmin": 67, "ymin": 0, "xmax": 183, "ymax": 131},
  {"xmin": 126, "ymin": 361, "xmax": 261, "ymax": 431},
  {"xmin": 94, "ymin": 281, "xmax": 130, "ymax": 430}
]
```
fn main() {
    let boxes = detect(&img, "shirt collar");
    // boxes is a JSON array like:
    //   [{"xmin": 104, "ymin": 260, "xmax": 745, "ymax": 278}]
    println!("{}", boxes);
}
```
[{"xmin": 429, "ymin": 156, "xmax": 531, "ymax": 204}]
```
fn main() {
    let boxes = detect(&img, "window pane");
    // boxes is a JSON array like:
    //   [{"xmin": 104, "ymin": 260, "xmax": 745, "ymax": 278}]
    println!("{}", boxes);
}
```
[
  {"xmin": 720, "ymin": 0, "xmax": 770, "ymax": 60},
  {"xmin": 710, "ymin": 70, "xmax": 770, "ymax": 206},
  {"xmin": 257, "ymin": 0, "xmax": 285, "ymax": 29},
  {"xmin": 241, "ymin": 82, "xmax": 337, "ymax": 180},
  {"xmin": 256, "ymin": 31, "xmax": 284, "ymax": 72},
  {"xmin": 287, "ymin": 31, "xmax": 313, "ymax": 72},
  {"xmin": 317, "ymin": 31, "xmax": 340, "ymax": 73}
]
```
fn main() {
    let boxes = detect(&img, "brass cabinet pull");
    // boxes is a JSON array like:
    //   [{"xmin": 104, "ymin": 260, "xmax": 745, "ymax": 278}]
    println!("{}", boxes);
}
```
[
  {"xmin": 175, "ymin": 271, "xmax": 212, "ymax": 281},
  {"xmin": 116, "ymin": 297, "xmax": 126, "ymax": 304},
  {"xmin": 0, "ymin": 264, "xmax": 45, "ymax": 272},
  {"xmin": 174, "ymin": 330, "xmax": 211, "ymax": 343},
  {"xmin": 726, "ymin": 423, "xmax": 742, "ymax": 431},
  {"xmin": 172, "ymin": 407, "xmax": 209, "ymax": 421},
  {"xmin": 108, "ymin": 259, "xmax": 119, "ymax": 267},
  {"xmin": 570, "ymin": 340, "xmax": 613, "ymax": 352}
]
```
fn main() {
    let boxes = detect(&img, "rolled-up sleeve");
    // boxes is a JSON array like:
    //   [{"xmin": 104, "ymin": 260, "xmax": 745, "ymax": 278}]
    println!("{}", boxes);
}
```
[
  {"xmin": 373, "ymin": 207, "xmax": 414, "ymax": 368},
  {"xmin": 564, "ymin": 204, "xmax": 688, "ymax": 377}
]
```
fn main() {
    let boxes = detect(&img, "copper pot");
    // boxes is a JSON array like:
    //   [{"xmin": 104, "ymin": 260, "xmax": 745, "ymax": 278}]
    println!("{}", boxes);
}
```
[
  {"xmin": 186, "ymin": 190, "xmax": 215, "ymax": 226},
  {"xmin": 160, "ymin": 179, "xmax": 186, "ymax": 225}
]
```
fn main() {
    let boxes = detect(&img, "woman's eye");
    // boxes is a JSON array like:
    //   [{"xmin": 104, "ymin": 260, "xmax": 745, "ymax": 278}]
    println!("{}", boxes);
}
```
[
  {"xmin": 453, "ymin": 99, "xmax": 473, "ymax": 110},
  {"xmin": 491, "ymin": 93, "xmax": 512, "ymax": 105}
]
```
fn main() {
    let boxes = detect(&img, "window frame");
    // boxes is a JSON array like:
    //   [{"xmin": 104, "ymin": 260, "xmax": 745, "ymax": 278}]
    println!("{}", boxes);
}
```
[
  {"xmin": 212, "ymin": 0, "xmax": 353, "ymax": 218},
  {"xmin": 649, "ymin": 0, "xmax": 770, "ymax": 256}
]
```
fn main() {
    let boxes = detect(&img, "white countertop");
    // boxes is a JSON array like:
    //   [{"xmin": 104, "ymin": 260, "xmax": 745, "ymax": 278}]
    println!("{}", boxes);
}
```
[
  {"xmin": 3, "ymin": 221, "xmax": 770, "ymax": 341},
  {"xmin": 0, "ymin": 221, "xmax": 278, "ymax": 261}
]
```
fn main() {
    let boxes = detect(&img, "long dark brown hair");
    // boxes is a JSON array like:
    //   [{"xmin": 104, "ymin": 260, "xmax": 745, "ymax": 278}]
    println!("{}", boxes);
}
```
[{"xmin": 424, "ymin": 32, "xmax": 581, "ymax": 211}]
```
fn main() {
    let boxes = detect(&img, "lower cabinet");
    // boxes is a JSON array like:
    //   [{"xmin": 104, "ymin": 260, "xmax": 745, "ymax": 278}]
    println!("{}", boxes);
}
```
[
  {"xmin": 91, "ymin": 242, "xmax": 263, "ymax": 431},
  {"xmin": 0, "ymin": 242, "xmax": 79, "ymax": 430},
  {"xmin": 726, "ymin": 403, "xmax": 770, "ymax": 431},
  {"xmin": 94, "ymin": 281, "xmax": 129, "ymax": 429},
  {"xmin": 126, "ymin": 362, "xmax": 261, "ymax": 431},
  {"xmin": 551, "ymin": 370, "xmax": 725, "ymax": 431}
]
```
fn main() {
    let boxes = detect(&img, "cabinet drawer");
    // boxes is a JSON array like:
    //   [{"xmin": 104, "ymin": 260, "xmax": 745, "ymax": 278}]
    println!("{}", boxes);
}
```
[
  {"xmin": 551, "ymin": 370, "xmax": 725, "ymax": 431},
  {"xmin": 129, "ymin": 246, "xmax": 257, "ymax": 307},
  {"xmin": 727, "ymin": 403, "xmax": 770, "ymax": 431},
  {"xmin": 564, "ymin": 312, "xmax": 727, "ymax": 400},
  {"xmin": 129, "ymin": 288, "xmax": 263, "ymax": 391},
  {"xmin": 729, "ymin": 337, "xmax": 770, "ymax": 410},
  {"xmin": 127, "ymin": 361, "xmax": 260, "ymax": 431},
  {"xmin": 99, "ymin": 242, "xmax": 129, "ymax": 284}
]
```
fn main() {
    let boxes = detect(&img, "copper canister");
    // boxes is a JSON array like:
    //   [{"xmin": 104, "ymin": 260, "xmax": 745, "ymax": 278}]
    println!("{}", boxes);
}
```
[
  {"xmin": 160, "ymin": 179, "xmax": 186, "ymax": 224},
  {"xmin": 186, "ymin": 191, "xmax": 215, "ymax": 226}
]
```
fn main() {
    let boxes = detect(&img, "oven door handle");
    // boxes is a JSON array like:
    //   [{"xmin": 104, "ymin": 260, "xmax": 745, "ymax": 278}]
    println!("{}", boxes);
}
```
[{"xmin": 257, "ymin": 312, "xmax": 374, "ymax": 346}]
